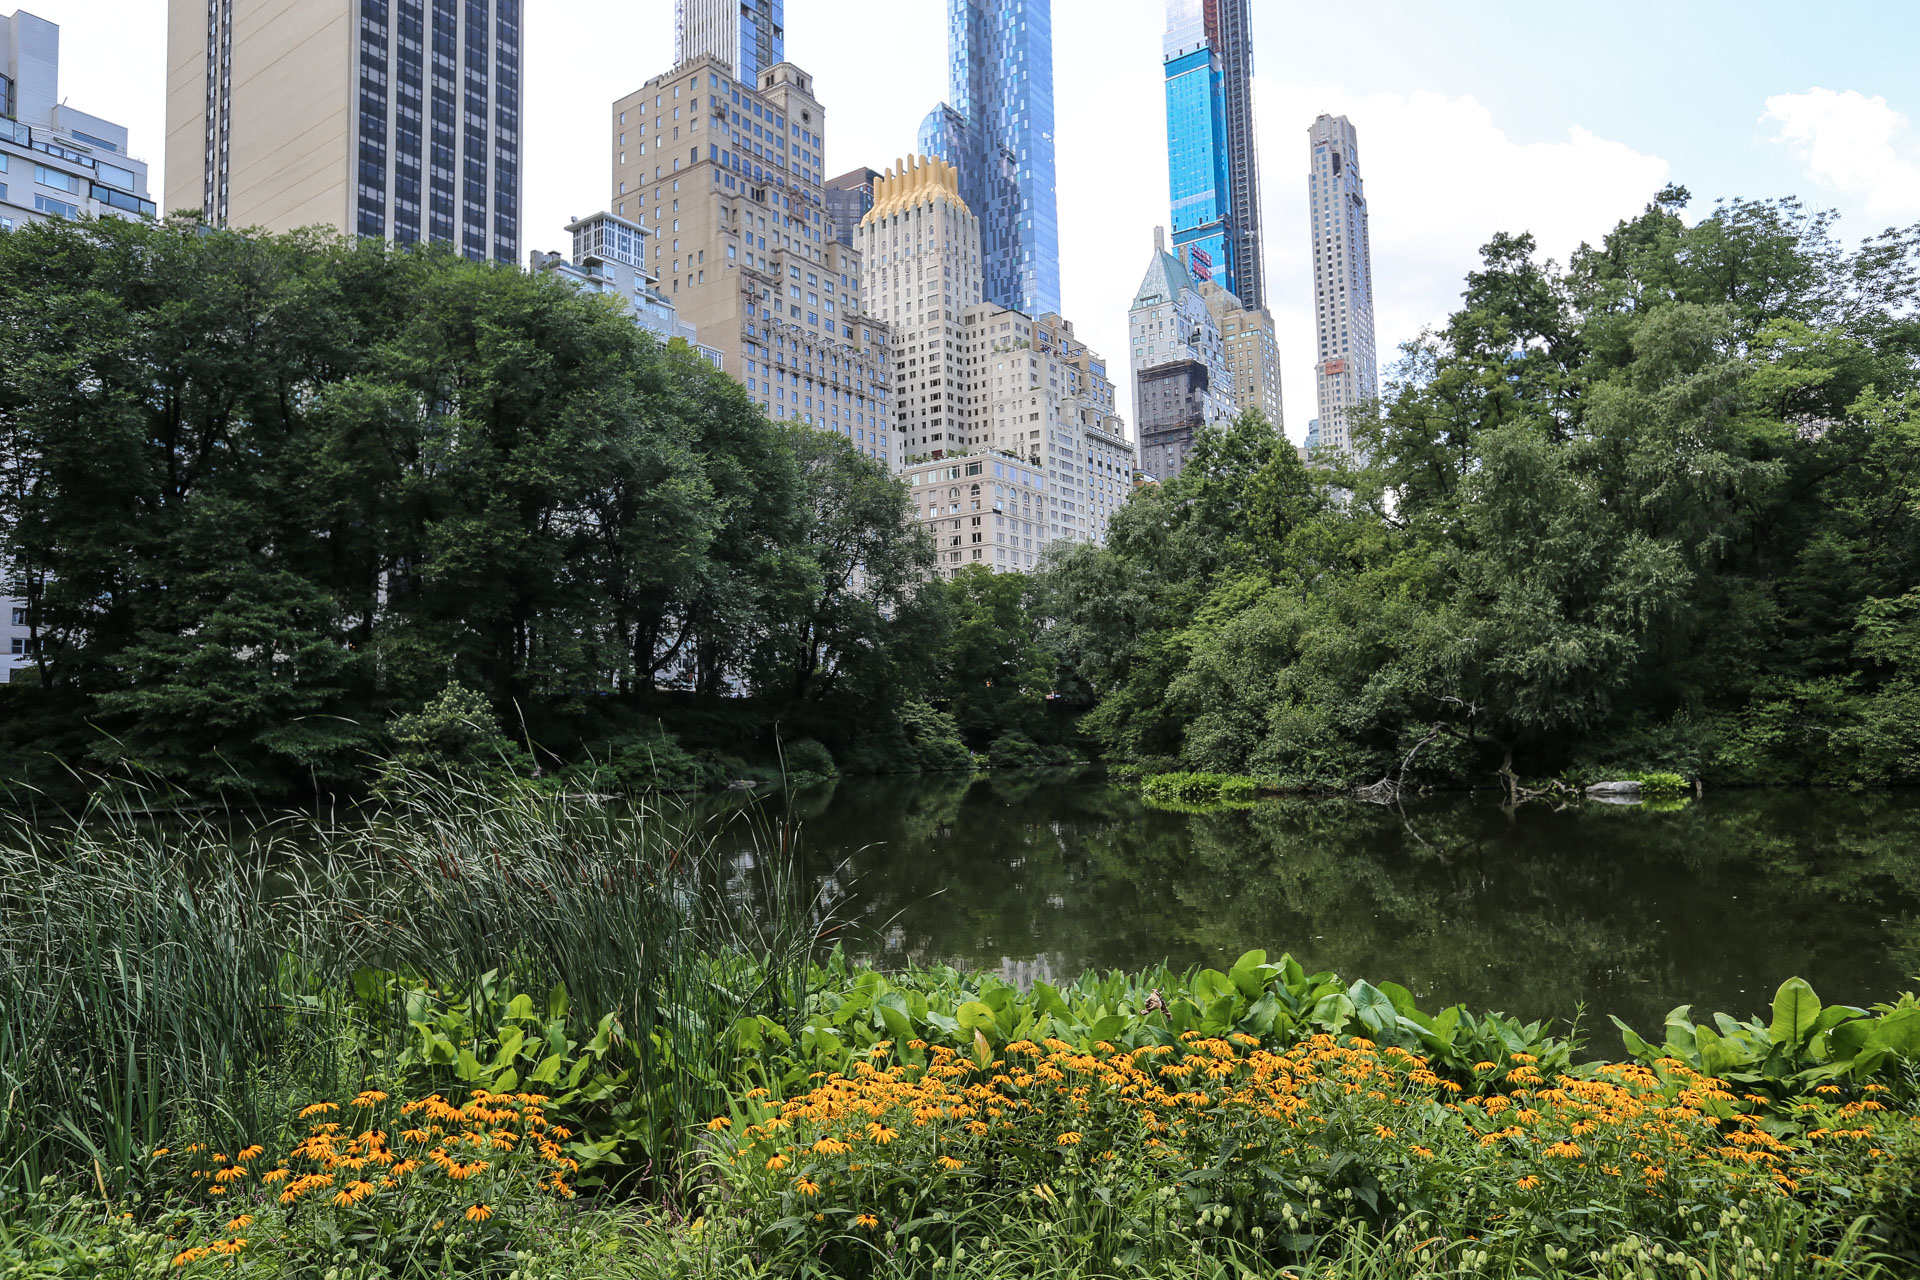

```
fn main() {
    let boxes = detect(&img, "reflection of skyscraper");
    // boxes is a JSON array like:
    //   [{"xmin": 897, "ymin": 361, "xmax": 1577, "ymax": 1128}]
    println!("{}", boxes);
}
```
[
  {"xmin": 1308, "ymin": 114, "xmax": 1378, "ymax": 456},
  {"xmin": 675, "ymin": 0, "xmax": 783, "ymax": 86},
  {"xmin": 917, "ymin": 0, "xmax": 1061, "ymax": 317},
  {"xmin": 1162, "ymin": 0, "xmax": 1264, "ymax": 309}
]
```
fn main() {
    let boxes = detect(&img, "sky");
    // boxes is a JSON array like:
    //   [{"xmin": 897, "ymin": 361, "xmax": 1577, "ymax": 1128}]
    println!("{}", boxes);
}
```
[{"xmin": 16, "ymin": 0, "xmax": 1920, "ymax": 440}]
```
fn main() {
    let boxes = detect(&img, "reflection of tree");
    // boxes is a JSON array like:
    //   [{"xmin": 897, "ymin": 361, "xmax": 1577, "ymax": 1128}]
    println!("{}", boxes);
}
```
[{"xmin": 717, "ymin": 780, "xmax": 1920, "ymax": 1051}]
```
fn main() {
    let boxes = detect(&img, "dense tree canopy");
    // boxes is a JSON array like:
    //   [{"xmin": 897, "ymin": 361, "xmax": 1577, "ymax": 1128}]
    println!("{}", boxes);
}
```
[
  {"xmin": 1052, "ymin": 189, "xmax": 1920, "ymax": 788},
  {"xmin": 0, "ymin": 217, "xmax": 938, "ymax": 792}
]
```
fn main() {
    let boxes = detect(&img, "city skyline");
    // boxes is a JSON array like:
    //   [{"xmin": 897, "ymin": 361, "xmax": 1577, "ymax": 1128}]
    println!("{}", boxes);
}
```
[{"xmin": 19, "ymin": 0, "xmax": 1920, "ymax": 440}]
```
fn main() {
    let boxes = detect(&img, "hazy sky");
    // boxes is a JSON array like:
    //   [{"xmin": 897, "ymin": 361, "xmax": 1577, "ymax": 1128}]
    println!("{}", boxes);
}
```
[{"xmin": 16, "ymin": 0, "xmax": 1920, "ymax": 438}]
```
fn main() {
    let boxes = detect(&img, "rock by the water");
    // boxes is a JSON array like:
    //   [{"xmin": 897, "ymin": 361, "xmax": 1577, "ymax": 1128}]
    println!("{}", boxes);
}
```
[{"xmin": 1585, "ymin": 780, "xmax": 1643, "ymax": 796}]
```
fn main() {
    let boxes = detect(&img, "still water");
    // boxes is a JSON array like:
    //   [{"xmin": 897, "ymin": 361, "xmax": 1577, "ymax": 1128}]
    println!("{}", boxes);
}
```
[{"xmin": 715, "ymin": 771, "xmax": 1920, "ymax": 1052}]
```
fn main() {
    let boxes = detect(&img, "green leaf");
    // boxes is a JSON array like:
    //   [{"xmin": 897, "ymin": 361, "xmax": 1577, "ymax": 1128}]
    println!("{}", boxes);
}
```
[
  {"xmin": 955, "ymin": 1000, "xmax": 997, "ymax": 1033},
  {"xmin": 1866, "ymin": 1007, "xmax": 1920, "ymax": 1060},
  {"xmin": 547, "ymin": 982, "xmax": 569, "ymax": 1022},
  {"xmin": 1767, "ymin": 978, "xmax": 1822, "ymax": 1049}
]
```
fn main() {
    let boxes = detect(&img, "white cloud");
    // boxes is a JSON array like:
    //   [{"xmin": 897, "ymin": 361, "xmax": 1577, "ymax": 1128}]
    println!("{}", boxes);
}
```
[{"xmin": 1761, "ymin": 87, "xmax": 1920, "ymax": 218}]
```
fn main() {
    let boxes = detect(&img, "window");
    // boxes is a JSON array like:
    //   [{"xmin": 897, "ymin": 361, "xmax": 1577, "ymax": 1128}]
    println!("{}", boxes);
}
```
[
  {"xmin": 34, "ymin": 194, "xmax": 79, "ymax": 218},
  {"xmin": 9, "ymin": 608, "xmax": 24, "ymax": 626},
  {"xmin": 34, "ymin": 164, "xmax": 81, "ymax": 194}
]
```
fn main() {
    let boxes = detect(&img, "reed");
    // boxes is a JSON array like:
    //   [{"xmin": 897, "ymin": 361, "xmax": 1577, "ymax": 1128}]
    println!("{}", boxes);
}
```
[{"xmin": 0, "ymin": 769, "xmax": 822, "ymax": 1198}]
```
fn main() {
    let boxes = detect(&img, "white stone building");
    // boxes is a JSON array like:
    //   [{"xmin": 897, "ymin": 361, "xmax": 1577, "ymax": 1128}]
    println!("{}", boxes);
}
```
[{"xmin": 1307, "ymin": 113, "xmax": 1379, "ymax": 457}]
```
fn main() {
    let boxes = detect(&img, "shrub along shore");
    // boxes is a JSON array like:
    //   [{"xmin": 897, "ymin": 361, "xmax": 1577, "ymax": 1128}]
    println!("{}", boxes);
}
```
[{"xmin": 1, "ymin": 781, "xmax": 1916, "ymax": 1278}]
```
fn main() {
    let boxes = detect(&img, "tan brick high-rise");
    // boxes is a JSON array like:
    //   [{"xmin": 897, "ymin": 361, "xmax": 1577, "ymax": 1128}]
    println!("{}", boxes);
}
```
[
  {"xmin": 165, "ymin": 0, "xmax": 521, "ymax": 261},
  {"xmin": 613, "ymin": 56, "xmax": 892, "ymax": 462}
]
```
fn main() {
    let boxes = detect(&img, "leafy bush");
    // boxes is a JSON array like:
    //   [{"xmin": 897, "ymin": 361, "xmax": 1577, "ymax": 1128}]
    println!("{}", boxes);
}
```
[
  {"xmin": 566, "ymin": 725, "xmax": 727, "ymax": 792},
  {"xmin": 387, "ymin": 682, "xmax": 531, "ymax": 775},
  {"xmin": 844, "ymin": 702, "xmax": 973, "ymax": 775},
  {"xmin": 779, "ymin": 737, "xmax": 838, "ymax": 782},
  {"xmin": 985, "ymin": 730, "xmax": 1074, "ymax": 768},
  {"xmin": 1612, "ymin": 978, "xmax": 1920, "ymax": 1093}
]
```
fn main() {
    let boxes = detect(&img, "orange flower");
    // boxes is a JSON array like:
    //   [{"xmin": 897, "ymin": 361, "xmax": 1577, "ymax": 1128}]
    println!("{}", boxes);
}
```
[
  {"xmin": 855, "ymin": 1213, "xmax": 879, "ymax": 1230},
  {"xmin": 765, "ymin": 1153, "xmax": 789, "ymax": 1171},
  {"xmin": 1056, "ymin": 1131, "xmax": 1082, "ymax": 1146},
  {"xmin": 1515, "ymin": 1175, "xmax": 1540, "ymax": 1190},
  {"xmin": 465, "ymin": 1204, "xmax": 493, "ymax": 1222},
  {"xmin": 795, "ymin": 1177, "xmax": 821, "ymax": 1197}
]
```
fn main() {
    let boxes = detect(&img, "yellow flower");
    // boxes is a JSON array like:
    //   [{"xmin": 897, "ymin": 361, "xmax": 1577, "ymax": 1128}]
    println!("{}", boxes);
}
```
[
  {"xmin": 465, "ymin": 1204, "xmax": 493, "ymax": 1222},
  {"xmin": 765, "ymin": 1152, "xmax": 789, "ymax": 1171},
  {"xmin": 855, "ymin": 1213, "xmax": 879, "ymax": 1230},
  {"xmin": 812, "ymin": 1137, "xmax": 851, "ymax": 1156},
  {"xmin": 936, "ymin": 1155, "xmax": 965, "ymax": 1170},
  {"xmin": 224, "ymin": 1215, "xmax": 254, "ymax": 1232},
  {"xmin": 1515, "ymin": 1175, "xmax": 1540, "ymax": 1190},
  {"xmin": 707, "ymin": 1116, "xmax": 732, "ymax": 1131},
  {"xmin": 795, "ymin": 1177, "xmax": 821, "ymax": 1197},
  {"xmin": 299, "ymin": 1102, "xmax": 339, "ymax": 1118},
  {"xmin": 1056, "ymin": 1131, "xmax": 1082, "ymax": 1146}
]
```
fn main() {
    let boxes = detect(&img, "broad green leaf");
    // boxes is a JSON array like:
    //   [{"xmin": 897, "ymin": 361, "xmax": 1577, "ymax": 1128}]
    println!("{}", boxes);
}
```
[
  {"xmin": 955, "ymin": 1000, "xmax": 997, "ymax": 1033},
  {"xmin": 1767, "ymin": 978, "xmax": 1822, "ymax": 1049}
]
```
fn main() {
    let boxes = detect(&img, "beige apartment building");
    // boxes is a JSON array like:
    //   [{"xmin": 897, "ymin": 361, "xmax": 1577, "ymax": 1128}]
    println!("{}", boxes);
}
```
[
  {"xmin": 1201, "ymin": 278, "xmax": 1284, "ymax": 430},
  {"xmin": 857, "ymin": 155, "xmax": 1133, "ymax": 563},
  {"xmin": 611, "ymin": 56, "xmax": 893, "ymax": 463},
  {"xmin": 164, "ymin": 0, "xmax": 522, "ymax": 261},
  {"xmin": 855, "ymin": 154, "xmax": 982, "ymax": 462},
  {"xmin": 902, "ymin": 455, "xmax": 1048, "ymax": 579}
]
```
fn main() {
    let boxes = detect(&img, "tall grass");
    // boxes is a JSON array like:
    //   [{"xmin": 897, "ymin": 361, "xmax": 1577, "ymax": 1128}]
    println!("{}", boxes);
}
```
[{"xmin": 0, "ymin": 768, "xmax": 823, "ymax": 1197}]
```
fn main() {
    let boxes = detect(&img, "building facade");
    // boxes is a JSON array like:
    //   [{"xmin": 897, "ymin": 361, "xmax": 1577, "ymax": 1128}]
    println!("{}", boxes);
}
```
[
  {"xmin": 917, "ymin": 0, "xmax": 1061, "ymax": 317},
  {"xmin": 529, "ymin": 211, "xmax": 720, "ymax": 363},
  {"xmin": 1, "ymin": 9, "xmax": 154, "ymax": 233},
  {"xmin": 611, "ymin": 57, "xmax": 893, "ymax": 463},
  {"xmin": 903, "ymin": 305, "xmax": 1133, "ymax": 576},
  {"xmin": 165, "ymin": 0, "xmax": 521, "ymax": 262},
  {"xmin": 902, "ymin": 454, "xmax": 1047, "ymax": 580},
  {"xmin": 1199, "ymin": 278, "xmax": 1283, "ymax": 430},
  {"xmin": 3, "ymin": 8, "xmax": 155, "ymax": 683},
  {"xmin": 823, "ymin": 165, "xmax": 877, "ymax": 247},
  {"xmin": 675, "ymin": 0, "xmax": 782, "ymax": 86},
  {"xmin": 1308, "ymin": 113, "xmax": 1378, "ymax": 456},
  {"xmin": 1128, "ymin": 227, "xmax": 1235, "ymax": 480},
  {"xmin": 1162, "ymin": 0, "xmax": 1263, "ymax": 309},
  {"xmin": 856, "ymin": 155, "xmax": 983, "ymax": 462}
]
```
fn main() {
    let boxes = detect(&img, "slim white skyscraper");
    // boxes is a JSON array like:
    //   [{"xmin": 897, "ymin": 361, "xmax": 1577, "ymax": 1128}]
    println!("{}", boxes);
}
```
[
  {"xmin": 1307, "ymin": 114, "xmax": 1378, "ymax": 455},
  {"xmin": 675, "ymin": 0, "xmax": 783, "ymax": 86}
]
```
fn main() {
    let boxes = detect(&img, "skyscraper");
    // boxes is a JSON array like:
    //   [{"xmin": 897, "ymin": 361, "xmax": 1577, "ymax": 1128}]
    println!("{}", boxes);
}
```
[
  {"xmin": 1307, "ymin": 114, "xmax": 1377, "ymax": 455},
  {"xmin": 164, "ymin": 0, "xmax": 522, "ymax": 263},
  {"xmin": 823, "ymin": 166, "xmax": 879, "ymax": 246},
  {"xmin": 1128, "ymin": 227, "xmax": 1236, "ymax": 481},
  {"xmin": 675, "ymin": 0, "xmax": 782, "ymax": 87},
  {"xmin": 1162, "ymin": 0, "xmax": 1264, "ymax": 309},
  {"xmin": 858, "ymin": 155, "xmax": 982, "ymax": 462},
  {"xmin": 610, "ymin": 57, "xmax": 894, "ymax": 464},
  {"xmin": 917, "ymin": 0, "xmax": 1061, "ymax": 317}
]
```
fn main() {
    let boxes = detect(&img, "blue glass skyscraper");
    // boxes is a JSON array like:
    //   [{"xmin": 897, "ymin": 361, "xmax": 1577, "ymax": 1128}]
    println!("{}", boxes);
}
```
[
  {"xmin": 918, "ymin": 0, "xmax": 1062, "ymax": 317},
  {"xmin": 1162, "ymin": 0, "xmax": 1264, "ymax": 308}
]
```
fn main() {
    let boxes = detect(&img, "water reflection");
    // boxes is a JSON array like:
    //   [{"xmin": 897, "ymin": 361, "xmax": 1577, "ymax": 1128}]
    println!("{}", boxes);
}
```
[{"xmin": 708, "ymin": 772, "xmax": 1920, "ymax": 1052}]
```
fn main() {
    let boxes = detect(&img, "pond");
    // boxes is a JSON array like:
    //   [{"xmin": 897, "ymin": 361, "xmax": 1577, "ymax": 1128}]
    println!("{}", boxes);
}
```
[{"xmin": 715, "ymin": 771, "xmax": 1920, "ymax": 1054}]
